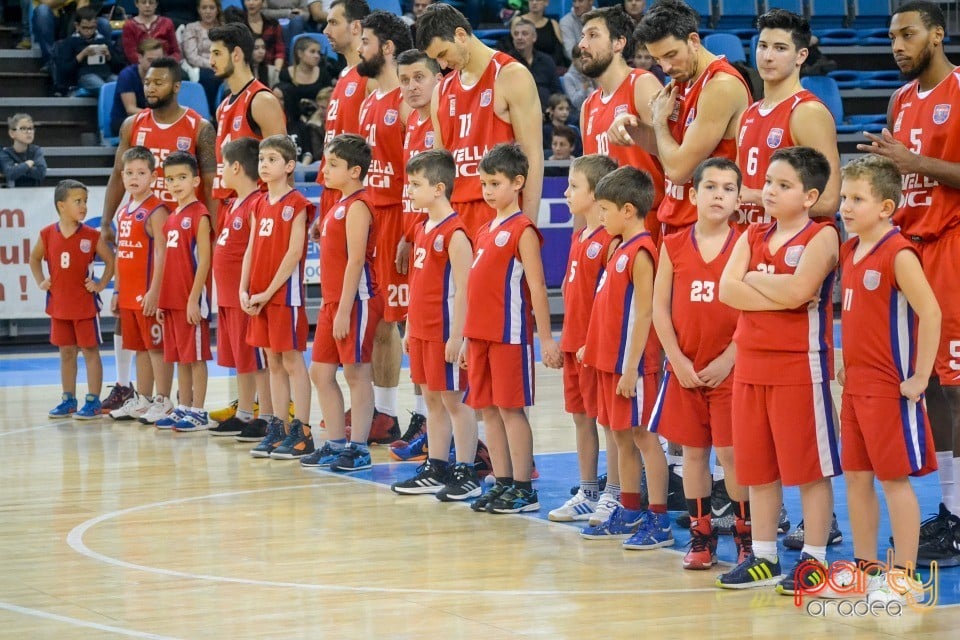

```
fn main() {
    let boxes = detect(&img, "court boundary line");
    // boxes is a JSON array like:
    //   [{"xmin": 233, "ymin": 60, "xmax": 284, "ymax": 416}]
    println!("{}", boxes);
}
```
[{"xmin": 0, "ymin": 601, "xmax": 183, "ymax": 639}]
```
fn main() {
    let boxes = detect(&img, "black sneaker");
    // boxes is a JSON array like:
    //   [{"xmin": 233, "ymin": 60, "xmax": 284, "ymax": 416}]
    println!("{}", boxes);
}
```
[
  {"xmin": 913, "ymin": 503, "xmax": 959, "ymax": 545},
  {"xmin": 667, "ymin": 464, "xmax": 687, "ymax": 511},
  {"xmin": 437, "ymin": 463, "xmax": 482, "ymax": 501},
  {"xmin": 917, "ymin": 507, "xmax": 960, "ymax": 567},
  {"xmin": 270, "ymin": 419, "xmax": 316, "ymax": 459},
  {"xmin": 489, "ymin": 486, "xmax": 540, "ymax": 514},
  {"xmin": 101, "ymin": 382, "xmax": 134, "ymax": 414},
  {"xmin": 234, "ymin": 418, "xmax": 268, "ymax": 442},
  {"xmin": 250, "ymin": 418, "xmax": 284, "ymax": 458},
  {"xmin": 472, "ymin": 482, "xmax": 509, "ymax": 512},
  {"xmin": 391, "ymin": 459, "xmax": 448, "ymax": 495},
  {"xmin": 711, "ymin": 479, "xmax": 735, "ymax": 533},
  {"xmin": 330, "ymin": 444, "xmax": 372, "ymax": 472},
  {"xmin": 210, "ymin": 416, "xmax": 245, "ymax": 437},
  {"xmin": 783, "ymin": 514, "xmax": 842, "ymax": 550},
  {"xmin": 390, "ymin": 411, "xmax": 426, "ymax": 447}
]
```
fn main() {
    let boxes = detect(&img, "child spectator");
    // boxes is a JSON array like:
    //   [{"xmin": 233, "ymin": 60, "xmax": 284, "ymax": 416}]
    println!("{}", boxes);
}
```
[
  {"xmin": 302, "ymin": 85, "xmax": 332, "ymax": 165},
  {"xmin": 1, "ymin": 113, "xmax": 46, "ymax": 187},
  {"xmin": 542, "ymin": 93, "xmax": 582, "ymax": 157},
  {"xmin": 549, "ymin": 124, "xmax": 577, "ymax": 160},
  {"xmin": 122, "ymin": 0, "xmax": 181, "ymax": 63},
  {"xmin": 631, "ymin": 41, "xmax": 666, "ymax": 85},
  {"xmin": 28, "ymin": 179, "xmax": 115, "ymax": 419},
  {"xmin": 53, "ymin": 6, "xmax": 120, "ymax": 97}
]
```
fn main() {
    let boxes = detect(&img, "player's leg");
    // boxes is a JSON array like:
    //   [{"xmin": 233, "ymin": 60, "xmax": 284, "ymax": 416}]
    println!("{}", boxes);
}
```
[
  {"xmin": 847, "ymin": 470, "xmax": 880, "ymax": 564},
  {"xmin": 371, "ymin": 319, "xmax": 402, "ymax": 441},
  {"xmin": 75, "ymin": 344, "xmax": 104, "ymax": 419},
  {"xmin": 51, "ymin": 343, "xmax": 79, "ymax": 417},
  {"xmin": 436, "ymin": 389, "xmax": 481, "ymax": 501},
  {"xmin": 104, "ymin": 312, "xmax": 136, "ymax": 413},
  {"xmin": 251, "ymin": 349, "xmax": 288, "ymax": 457},
  {"xmin": 392, "ymin": 387, "xmax": 450, "ymax": 494},
  {"xmin": 135, "ymin": 350, "xmax": 154, "ymax": 397},
  {"xmin": 269, "ymin": 351, "xmax": 314, "ymax": 460},
  {"xmin": 716, "ymin": 445, "xmax": 750, "ymax": 561},
  {"xmin": 310, "ymin": 361, "xmax": 344, "ymax": 438},
  {"xmin": 329, "ymin": 362, "xmax": 374, "ymax": 472}
]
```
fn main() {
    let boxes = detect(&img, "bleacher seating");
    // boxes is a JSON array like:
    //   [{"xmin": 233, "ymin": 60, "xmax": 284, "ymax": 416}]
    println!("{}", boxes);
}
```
[
  {"xmin": 289, "ymin": 32, "xmax": 338, "ymax": 63},
  {"xmin": 763, "ymin": 0, "xmax": 804, "ymax": 14},
  {"xmin": 368, "ymin": 0, "xmax": 402, "ymax": 14},
  {"xmin": 800, "ymin": 75, "xmax": 886, "ymax": 132},
  {"xmin": 714, "ymin": 0, "xmax": 760, "ymax": 40},
  {"xmin": 703, "ymin": 33, "xmax": 746, "ymax": 62},
  {"xmin": 809, "ymin": 0, "xmax": 851, "ymax": 30},
  {"xmin": 98, "ymin": 81, "xmax": 119, "ymax": 146},
  {"xmin": 850, "ymin": 0, "xmax": 891, "ymax": 29},
  {"xmin": 178, "ymin": 81, "xmax": 212, "ymax": 120}
]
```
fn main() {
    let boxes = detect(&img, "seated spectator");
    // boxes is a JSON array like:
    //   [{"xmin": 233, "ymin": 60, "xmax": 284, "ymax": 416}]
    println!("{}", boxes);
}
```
[
  {"xmin": 549, "ymin": 124, "xmax": 578, "ymax": 161},
  {"xmin": 32, "ymin": 0, "xmax": 111, "ymax": 66},
  {"xmin": 181, "ymin": 0, "xmax": 224, "ymax": 115},
  {"xmin": 251, "ymin": 35, "xmax": 279, "ymax": 87},
  {"xmin": 507, "ymin": 18, "xmax": 561, "ymax": 109},
  {"xmin": 512, "ymin": 0, "xmax": 566, "ymax": 70},
  {"xmin": 0, "ymin": 114, "xmax": 46, "ymax": 187},
  {"xmin": 122, "ymin": 0, "xmax": 181, "ymax": 63},
  {"xmin": 54, "ymin": 6, "xmax": 120, "ymax": 96},
  {"xmin": 559, "ymin": 0, "xmax": 592, "ymax": 64},
  {"xmin": 2, "ymin": 0, "xmax": 33, "ymax": 48},
  {"xmin": 274, "ymin": 34, "xmax": 330, "ymax": 127},
  {"xmin": 542, "ymin": 93, "xmax": 582, "ymax": 156},
  {"xmin": 111, "ymin": 38, "xmax": 165, "ymax": 136},
  {"xmin": 162, "ymin": 0, "xmax": 206, "ymax": 27},
  {"xmin": 302, "ymin": 85, "xmax": 332, "ymax": 165},
  {"xmin": 304, "ymin": 0, "xmax": 328, "ymax": 31},
  {"xmin": 561, "ymin": 46, "xmax": 595, "ymax": 112},
  {"xmin": 244, "ymin": 0, "xmax": 285, "ymax": 74},
  {"xmin": 262, "ymin": 0, "xmax": 308, "ymax": 48},
  {"xmin": 632, "ymin": 41, "xmax": 665, "ymax": 84},
  {"xmin": 402, "ymin": 0, "xmax": 431, "ymax": 42},
  {"xmin": 622, "ymin": 0, "xmax": 644, "ymax": 22}
]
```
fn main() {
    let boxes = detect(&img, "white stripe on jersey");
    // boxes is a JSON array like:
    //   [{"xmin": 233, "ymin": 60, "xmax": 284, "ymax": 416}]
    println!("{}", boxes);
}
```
[
  {"xmin": 811, "ymin": 381, "xmax": 839, "ymax": 477},
  {"xmin": 620, "ymin": 287, "xmax": 637, "ymax": 375},
  {"xmin": 893, "ymin": 290, "xmax": 912, "ymax": 381},
  {"xmin": 506, "ymin": 259, "xmax": 525, "ymax": 344},
  {"xmin": 806, "ymin": 302, "xmax": 826, "ymax": 384}
]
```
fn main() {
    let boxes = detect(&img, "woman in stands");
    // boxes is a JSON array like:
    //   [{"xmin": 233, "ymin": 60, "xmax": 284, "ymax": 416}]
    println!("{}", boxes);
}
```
[
  {"xmin": 273, "ymin": 35, "xmax": 331, "ymax": 155},
  {"xmin": 512, "ymin": 0, "xmax": 567, "ymax": 70},
  {"xmin": 181, "ymin": 0, "xmax": 224, "ymax": 114},
  {"xmin": 122, "ymin": 0, "xmax": 182, "ymax": 63},
  {"xmin": 244, "ymin": 0, "xmax": 285, "ymax": 76}
]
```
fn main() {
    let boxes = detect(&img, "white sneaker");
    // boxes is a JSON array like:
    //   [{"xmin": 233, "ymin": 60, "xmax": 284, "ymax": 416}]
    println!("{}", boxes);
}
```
[
  {"xmin": 109, "ymin": 393, "xmax": 151, "ymax": 421},
  {"xmin": 173, "ymin": 410, "xmax": 211, "ymax": 432},
  {"xmin": 588, "ymin": 492, "xmax": 621, "ymax": 526},
  {"xmin": 867, "ymin": 572, "xmax": 925, "ymax": 605},
  {"xmin": 549, "ymin": 490, "xmax": 598, "ymax": 522},
  {"xmin": 138, "ymin": 395, "xmax": 174, "ymax": 425}
]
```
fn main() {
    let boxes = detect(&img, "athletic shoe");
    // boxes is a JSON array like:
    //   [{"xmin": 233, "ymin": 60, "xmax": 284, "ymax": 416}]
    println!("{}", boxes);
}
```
[
  {"xmin": 471, "ymin": 482, "xmax": 509, "ymax": 512},
  {"xmin": 209, "ymin": 399, "xmax": 236, "ymax": 423},
  {"xmin": 388, "ymin": 431, "xmax": 428, "ymax": 462},
  {"xmin": 683, "ymin": 516, "xmax": 718, "ymax": 570},
  {"xmin": 569, "ymin": 473, "xmax": 607, "ymax": 496},
  {"xmin": 711, "ymin": 480, "xmax": 735, "ymax": 534},
  {"xmin": 173, "ymin": 410, "xmax": 212, "ymax": 432},
  {"xmin": 580, "ymin": 506, "xmax": 646, "ymax": 540},
  {"xmin": 778, "ymin": 505, "xmax": 791, "ymax": 535},
  {"xmin": 489, "ymin": 486, "xmax": 540, "ymax": 513},
  {"xmin": 716, "ymin": 554, "xmax": 782, "ymax": 590},
  {"xmin": 367, "ymin": 410, "xmax": 401, "ymax": 445},
  {"xmin": 916, "ymin": 528, "xmax": 960, "ymax": 567},
  {"xmin": 623, "ymin": 511, "xmax": 675, "ymax": 550},
  {"xmin": 270, "ymin": 419, "xmax": 315, "ymax": 459},
  {"xmin": 783, "ymin": 514, "xmax": 842, "ymax": 550},
  {"xmin": 209, "ymin": 416, "xmax": 245, "ymax": 437},
  {"xmin": 73, "ymin": 394, "xmax": 102, "ymax": 420},
  {"xmin": 549, "ymin": 490, "xmax": 598, "ymax": 522},
  {"xmin": 390, "ymin": 411, "xmax": 426, "ymax": 448},
  {"xmin": 588, "ymin": 493, "xmax": 621, "ymax": 527},
  {"xmin": 155, "ymin": 407, "xmax": 188, "ymax": 430},
  {"xmin": 391, "ymin": 459, "xmax": 447, "ymax": 495},
  {"xmin": 867, "ymin": 572, "xmax": 926, "ymax": 605},
  {"xmin": 733, "ymin": 518, "xmax": 753, "ymax": 565},
  {"xmin": 299, "ymin": 442, "xmax": 341, "ymax": 468},
  {"xmin": 437, "ymin": 463, "xmax": 482, "ymax": 501},
  {"xmin": 109, "ymin": 393, "xmax": 151, "ymax": 421},
  {"xmin": 473, "ymin": 440, "xmax": 493, "ymax": 480},
  {"xmin": 667, "ymin": 464, "xmax": 687, "ymax": 511},
  {"xmin": 234, "ymin": 418, "xmax": 268, "ymax": 442},
  {"xmin": 777, "ymin": 552, "xmax": 828, "ymax": 596},
  {"xmin": 139, "ymin": 395, "xmax": 174, "ymax": 425},
  {"xmin": 676, "ymin": 512, "xmax": 692, "ymax": 529},
  {"xmin": 330, "ymin": 444, "xmax": 372, "ymax": 472},
  {"xmin": 250, "ymin": 418, "xmax": 285, "ymax": 458},
  {"xmin": 101, "ymin": 382, "xmax": 134, "ymax": 414},
  {"xmin": 49, "ymin": 392, "xmax": 77, "ymax": 417}
]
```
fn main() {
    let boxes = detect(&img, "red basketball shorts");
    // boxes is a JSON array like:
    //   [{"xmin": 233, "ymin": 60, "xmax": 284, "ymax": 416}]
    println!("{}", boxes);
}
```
[
  {"xmin": 374, "ymin": 203, "xmax": 408, "ymax": 323},
  {"xmin": 50, "ymin": 317, "xmax": 102, "ymax": 349},
  {"xmin": 119, "ymin": 307, "xmax": 163, "ymax": 351},
  {"xmin": 914, "ymin": 231, "xmax": 960, "ymax": 384},
  {"xmin": 216, "ymin": 306, "xmax": 265, "ymax": 373},
  {"xmin": 408, "ymin": 336, "xmax": 467, "ymax": 392},
  {"xmin": 464, "ymin": 338, "xmax": 534, "ymax": 409},
  {"xmin": 246, "ymin": 304, "xmax": 309, "ymax": 353},
  {"xmin": 161, "ymin": 309, "xmax": 211, "ymax": 363},
  {"xmin": 649, "ymin": 371, "xmax": 733, "ymax": 448},
  {"xmin": 594, "ymin": 370, "xmax": 658, "ymax": 432},
  {"xmin": 563, "ymin": 351, "xmax": 598, "ymax": 418},
  {"xmin": 311, "ymin": 296, "xmax": 383, "ymax": 365}
]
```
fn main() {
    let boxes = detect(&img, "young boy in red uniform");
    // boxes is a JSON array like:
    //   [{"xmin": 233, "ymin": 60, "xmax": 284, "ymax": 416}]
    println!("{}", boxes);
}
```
[
  {"xmin": 650, "ymin": 158, "xmax": 748, "ymax": 569},
  {"xmin": 838, "ymin": 154, "xmax": 939, "ymax": 604},
  {"xmin": 549, "ymin": 154, "xmax": 622, "ymax": 524},
  {"xmin": 241, "ymin": 135, "xmax": 315, "ymax": 459},
  {"xmin": 578, "ymin": 166, "xmax": 672, "ymax": 551},
  {"xmin": 156, "ymin": 151, "xmax": 213, "ymax": 431},
  {"xmin": 390, "ymin": 150, "xmax": 480, "ymax": 499},
  {"xmin": 29, "ymin": 180, "xmax": 115, "ymax": 419},
  {"xmin": 718, "ymin": 146, "xmax": 841, "ymax": 592}
]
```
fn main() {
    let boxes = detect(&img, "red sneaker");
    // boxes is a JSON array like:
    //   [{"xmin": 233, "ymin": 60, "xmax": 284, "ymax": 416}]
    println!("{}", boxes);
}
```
[
  {"xmin": 683, "ymin": 515, "xmax": 718, "ymax": 570},
  {"xmin": 734, "ymin": 517, "xmax": 753, "ymax": 565}
]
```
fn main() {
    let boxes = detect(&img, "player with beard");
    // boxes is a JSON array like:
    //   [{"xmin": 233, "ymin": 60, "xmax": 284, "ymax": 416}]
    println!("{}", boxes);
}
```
[{"xmin": 857, "ymin": 1, "xmax": 960, "ymax": 566}]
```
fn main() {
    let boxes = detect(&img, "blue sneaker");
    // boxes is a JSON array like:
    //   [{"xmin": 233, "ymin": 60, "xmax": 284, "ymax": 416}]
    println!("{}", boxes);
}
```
[
  {"xmin": 156, "ymin": 407, "xmax": 188, "ymax": 430},
  {"xmin": 623, "ymin": 511, "xmax": 675, "ymax": 550},
  {"xmin": 250, "ymin": 418, "xmax": 285, "ymax": 458},
  {"xmin": 173, "ymin": 410, "xmax": 211, "ymax": 432},
  {"xmin": 49, "ymin": 392, "xmax": 77, "ymax": 418},
  {"xmin": 716, "ymin": 554, "xmax": 782, "ymax": 590},
  {"xmin": 270, "ymin": 419, "xmax": 315, "ymax": 459},
  {"xmin": 580, "ymin": 506, "xmax": 646, "ymax": 540},
  {"xmin": 330, "ymin": 443, "xmax": 372, "ymax": 472},
  {"xmin": 300, "ymin": 441, "xmax": 342, "ymax": 468},
  {"xmin": 73, "ymin": 394, "xmax": 102, "ymax": 420},
  {"xmin": 388, "ymin": 430, "xmax": 428, "ymax": 462}
]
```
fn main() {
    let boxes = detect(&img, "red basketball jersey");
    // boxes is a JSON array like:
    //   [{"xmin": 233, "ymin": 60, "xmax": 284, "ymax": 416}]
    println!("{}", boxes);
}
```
[
  {"xmin": 214, "ymin": 79, "xmax": 273, "ymax": 198},
  {"xmin": 559, "ymin": 225, "xmax": 616, "ymax": 353},
  {"xmin": 890, "ymin": 70, "xmax": 960, "ymax": 239},
  {"xmin": 658, "ymin": 57, "xmax": 748, "ymax": 228},
  {"xmin": 840, "ymin": 229, "xmax": 921, "ymax": 397},
  {"xmin": 403, "ymin": 112, "xmax": 435, "ymax": 217},
  {"xmin": 317, "ymin": 65, "xmax": 369, "ymax": 190},
  {"xmin": 359, "ymin": 87, "xmax": 406, "ymax": 208},
  {"xmin": 41, "ymin": 222, "xmax": 101, "ymax": 320},
  {"xmin": 464, "ymin": 212, "xmax": 541, "ymax": 344},
  {"xmin": 733, "ymin": 220, "xmax": 836, "ymax": 385},
  {"xmin": 159, "ymin": 200, "xmax": 211, "ymax": 313},
  {"xmin": 582, "ymin": 232, "xmax": 659, "ymax": 375},
  {"xmin": 129, "ymin": 107, "xmax": 204, "ymax": 206},
  {"xmin": 407, "ymin": 212, "xmax": 470, "ymax": 342},
  {"xmin": 436, "ymin": 51, "xmax": 517, "ymax": 204},
  {"xmin": 116, "ymin": 194, "xmax": 165, "ymax": 310},
  {"xmin": 249, "ymin": 189, "xmax": 315, "ymax": 306},
  {"xmin": 581, "ymin": 69, "xmax": 665, "ymax": 209},
  {"xmin": 213, "ymin": 190, "xmax": 262, "ymax": 308},
  {"xmin": 663, "ymin": 226, "xmax": 739, "ymax": 371},
  {"xmin": 735, "ymin": 90, "xmax": 820, "ymax": 230},
  {"xmin": 319, "ymin": 188, "xmax": 378, "ymax": 305}
]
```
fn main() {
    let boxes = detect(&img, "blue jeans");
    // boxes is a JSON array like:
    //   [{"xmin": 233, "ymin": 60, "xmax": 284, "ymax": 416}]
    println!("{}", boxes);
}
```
[{"xmin": 78, "ymin": 72, "xmax": 117, "ymax": 95}]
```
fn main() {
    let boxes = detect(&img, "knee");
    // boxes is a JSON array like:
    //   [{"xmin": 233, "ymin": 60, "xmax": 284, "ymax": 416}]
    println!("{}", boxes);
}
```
[
  {"xmin": 60, "ymin": 345, "xmax": 79, "ymax": 359},
  {"xmin": 80, "ymin": 347, "xmax": 100, "ymax": 360},
  {"xmin": 683, "ymin": 446, "xmax": 710, "ymax": 466}
]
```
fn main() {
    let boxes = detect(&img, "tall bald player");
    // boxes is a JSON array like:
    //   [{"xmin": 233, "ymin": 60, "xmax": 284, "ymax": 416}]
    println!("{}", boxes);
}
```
[{"xmin": 417, "ymin": 3, "xmax": 544, "ymax": 237}]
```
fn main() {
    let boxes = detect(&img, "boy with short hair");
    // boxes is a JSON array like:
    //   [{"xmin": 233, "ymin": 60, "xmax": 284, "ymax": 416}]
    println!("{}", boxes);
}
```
[
  {"xmin": 155, "ymin": 151, "xmax": 213, "ymax": 431},
  {"xmin": 241, "ymin": 134, "xmax": 316, "ymax": 459},
  {"xmin": 391, "ymin": 149, "xmax": 481, "ymax": 500},
  {"xmin": 717, "ymin": 146, "xmax": 841, "ymax": 592},
  {"xmin": 549, "ymin": 125, "xmax": 578, "ymax": 161},
  {"xmin": 578, "ymin": 166, "xmax": 673, "ymax": 551},
  {"xmin": 838, "ymin": 154, "xmax": 939, "ymax": 603},
  {"xmin": 463, "ymin": 143, "xmax": 563, "ymax": 514},
  {"xmin": 29, "ymin": 179, "xmax": 115, "ymax": 418},
  {"xmin": 549, "ymin": 154, "xmax": 622, "ymax": 524},
  {"xmin": 649, "ymin": 157, "xmax": 749, "ymax": 569},
  {"xmin": 1, "ymin": 113, "xmax": 46, "ymax": 187},
  {"xmin": 299, "ymin": 133, "xmax": 382, "ymax": 472}
]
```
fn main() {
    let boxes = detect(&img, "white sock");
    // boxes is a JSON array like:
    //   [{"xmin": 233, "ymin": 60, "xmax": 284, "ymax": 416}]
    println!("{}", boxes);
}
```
[
  {"xmin": 803, "ymin": 544, "xmax": 827, "ymax": 564},
  {"xmin": 753, "ymin": 540, "xmax": 778, "ymax": 563},
  {"xmin": 413, "ymin": 394, "xmax": 427, "ymax": 416},
  {"xmin": 950, "ymin": 457, "xmax": 960, "ymax": 517},
  {"xmin": 192, "ymin": 406, "xmax": 205, "ymax": 415},
  {"xmin": 114, "ymin": 334, "xmax": 134, "ymax": 386},
  {"xmin": 713, "ymin": 464, "xmax": 726, "ymax": 482},
  {"xmin": 937, "ymin": 451, "xmax": 954, "ymax": 509},
  {"xmin": 374, "ymin": 386, "xmax": 398, "ymax": 416},
  {"xmin": 477, "ymin": 420, "xmax": 485, "ymax": 439}
]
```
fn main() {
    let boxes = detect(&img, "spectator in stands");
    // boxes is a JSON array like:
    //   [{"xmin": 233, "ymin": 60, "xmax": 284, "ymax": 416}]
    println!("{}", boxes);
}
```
[
  {"xmin": 304, "ymin": 0, "xmax": 328, "ymax": 31},
  {"xmin": 244, "ymin": 0, "xmax": 285, "ymax": 74},
  {"xmin": 263, "ymin": 0, "xmax": 309, "ymax": 47},
  {"xmin": 251, "ymin": 35, "xmax": 279, "ymax": 86},
  {"xmin": 54, "ymin": 6, "xmax": 120, "ymax": 97},
  {"xmin": 274, "ymin": 34, "xmax": 330, "ymax": 138},
  {"xmin": 508, "ymin": 17, "xmax": 561, "ymax": 109},
  {"xmin": 161, "ymin": 0, "xmax": 205, "ymax": 27},
  {"xmin": 2, "ymin": 0, "xmax": 33, "ymax": 48},
  {"xmin": 560, "ymin": 0, "xmax": 592, "ymax": 64},
  {"xmin": 622, "ymin": 0, "xmax": 644, "ymax": 22},
  {"xmin": 122, "ymin": 0, "xmax": 181, "ymax": 63},
  {"xmin": 542, "ymin": 93, "xmax": 582, "ymax": 156},
  {"xmin": 32, "ymin": 0, "xmax": 111, "ymax": 67},
  {"xmin": 561, "ymin": 45, "xmax": 596, "ymax": 111},
  {"xmin": 548, "ymin": 123, "xmax": 577, "ymax": 160},
  {"xmin": 512, "ymin": 0, "xmax": 566, "ymax": 69},
  {"xmin": 402, "ymin": 0, "xmax": 431, "ymax": 42},
  {"xmin": 1, "ymin": 113, "xmax": 47, "ymax": 187},
  {"xmin": 631, "ymin": 40, "xmax": 665, "ymax": 83},
  {"xmin": 111, "ymin": 38, "xmax": 165, "ymax": 136},
  {"xmin": 181, "ymin": 0, "xmax": 224, "ymax": 115},
  {"xmin": 302, "ymin": 84, "xmax": 331, "ymax": 165}
]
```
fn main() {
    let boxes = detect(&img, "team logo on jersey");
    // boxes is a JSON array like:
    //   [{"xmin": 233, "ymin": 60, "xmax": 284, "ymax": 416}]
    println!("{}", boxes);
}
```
[
  {"xmin": 334, "ymin": 205, "xmax": 346, "ymax": 220},
  {"xmin": 181, "ymin": 216, "xmax": 192, "ymax": 230},
  {"xmin": 135, "ymin": 131, "xmax": 147, "ymax": 146},
  {"xmin": 615, "ymin": 254, "xmax": 629, "ymax": 273},
  {"xmin": 176, "ymin": 136, "xmax": 191, "ymax": 151},
  {"xmin": 433, "ymin": 234, "xmax": 445, "ymax": 252},
  {"xmin": 281, "ymin": 206, "xmax": 294, "ymax": 221},
  {"xmin": 232, "ymin": 116, "xmax": 243, "ymax": 131},
  {"xmin": 232, "ymin": 216, "xmax": 243, "ymax": 230},
  {"xmin": 863, "ymin": 269, "xmax": 881, "ymax": 291},
  {"xmin": 384, "ymin": 109, "xmax": 398, "ymax": 125},
  {"xmin": 766, "ymin": 128, "xmax": 784, "ymax": 148},
  {"xmin": 614, "ymin": 104, "xmax": 628, "ymax": 117},
  {"xmin": 135, "ymin": 211, "xmax": 145, "ymax": 221},
  {"xmin": 79, "ymin": 239, "xmax": 92, "ymax": 253},
  {"xmin": 494, "ymin": 230, "xmax": 511, "ymax": 247},
  {"xmin": 933, "ymin": 104, "xmax": 951, "ymax": 124},
  {"xmin": 480, "ymin": 89, "xmax": 492, "ymax": 107},
  {"xmin": 784, "ymin": 245, "xmax": 804, "ymax": 267},
  {"xmin": 586, "ymin": 241, "xmax": 602, "ymax": 260},
  {"xmin": 345, "ymin": 82, "xmax": 358, "ymax": 97},
  {"xmin": 683, "ymin": 107, "xmax": 694, "ymax": 127},
  {"xmin": 425, "ymin": 131, "xmax": 435, "ymax": 148}
]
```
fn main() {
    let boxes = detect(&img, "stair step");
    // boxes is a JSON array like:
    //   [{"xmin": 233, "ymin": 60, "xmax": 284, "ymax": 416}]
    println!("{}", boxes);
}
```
[
  {"xmin": 0, "ymin": 47, "xmax": 45, "ymax": 74},
  {"xmin": 44, "ymin": 146, "xmax": 118, "ymax": 169}
]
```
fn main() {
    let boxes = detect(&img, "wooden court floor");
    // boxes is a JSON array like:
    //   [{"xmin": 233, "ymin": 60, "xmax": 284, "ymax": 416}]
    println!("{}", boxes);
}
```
[{"xmin": 0, "ymin": 355, "xmax": 958, "ymax": 639}]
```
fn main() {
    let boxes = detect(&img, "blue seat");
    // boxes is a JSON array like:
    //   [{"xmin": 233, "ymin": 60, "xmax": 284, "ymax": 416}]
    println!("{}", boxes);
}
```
[
  {"xmin": 703, "ymin": 32, "xmax": 746, "ymax": 63},
  {"xmin": 809, "ymin": 0, "xmax": 850, "ymax": 31},
  {"xmin": 827, "ymin": 69, "xmax": 867, "ymax": 89},
  {"xmin": 98, "ymin": 81, "xmax": 119, "ymax": 146},
  {"xmin": 215, "ymin": 81, "xmax": 229, "ymax": 108},
  {"xmin": 748, "ymin": 33, "xmax": 758, "ymax": 65},
  {"xmin": 368, "ymin": 0, "xmax": 402, "ymax": 14},
  {"xmin": 177, "ymin": 80, "xmax": 212, "ymax": 120},
  {"xmin": 859, "ymin": 69, "xmax": 902, "ymax": 88},
  {"xmin": 221, "ymin": 0, "xmax": 244, "ymax": 10},
  {"xmin": 800, "ymin": 75, "xmax": 886, "ymax": 133},
  {"xmin": 715, "ymin": 0, "xmax": 759, "ymax": 31},
  {"xmin": 851, "ymin": 0, "xmax": 891, "ymax": 29},
  {"xmin": 816, "ymin": 28, "xmax": 859, "ymax": 46},
  {"xmin": 681, "ymin": 0, "xmax": 713, "ymax": 30},
  {"xmin": 858, "ymin": 27, "xmax": 890, "ymax": 45},
  {"xmin": 289, "ymin": 32, "xmax": 338, "ymax": 63},
  {"xmin": 763, "ymin": 0, "xmax": 803, "ymax": 13}
]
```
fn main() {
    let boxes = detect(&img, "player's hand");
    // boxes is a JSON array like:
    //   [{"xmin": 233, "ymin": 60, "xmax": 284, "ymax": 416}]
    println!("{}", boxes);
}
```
[
  {"xmin": 837, "ymin": 366, "xmax": 846, "ymax": 387},
  {"xmin": 395, "ymin": 237, "xmax": 411, "ymax": 275},
  {"xmin": 38, "ymin": 278, "xmax": 51, "ymax": 291},
  {"xmin": 575, "ymin": 345, "xmax": 585, "ymax": 363},
  {"xmin": 540, "ymin": 337, "xmax": 562, "ymax": 369},
  {"xmin": 333, "ymin": 309, "xmax": 350, "ymax": 340},
  {"xmin": 607, "ymin": 113, "xmax": 642, "ymax": 146},
  {"xmin": 616, "ymin": 369, "xmax": 639, "ymax": 398},
  {"xmin": 110, "ymin": 291, "xmax": 118, "ymax": 313},
  {"xmin": 308, "ymin": 216, "xmax": 322, "ymax": 242},
  {"xmin": 249, "ymin": 292, "xmax": 270, "ymax": 308},
  {"xmin": 83, "ymin": 277, "xmax": 98, "ymax": 293},
  {"xmin": 673, "ymin": 355, "xmax": 704, "ymax": 389},
  {"xmin": 857, "ymin": 129, "xmax": 920, "ymax": 174},
  {"xmin": 142, "ymin": 289, "xmax": 159, "ymax": 317},
  {"xmin": 186, "ymin": 300, "xmax": 201, "ymax": 325},
  {"xmin": 698, "ymin": 354, "xmax": 733, "ymax": 388},
  {"xmin": 457, "ymin": 337, "xmax": 469, "ymax": 369},
  {"xmin": 650, "ymin": 83, "xmax": 679, "ymax": 126},
  {"xmin": 445, "ymin": 335, "xmax": 463, "ymax": 364},
  {"xmin": 401, "ymin": 334, "xmax": 409, "ymax": 355},
  {"xmin": 900, "ymin": 374, "xmax": 926, "ymax": 403}
]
